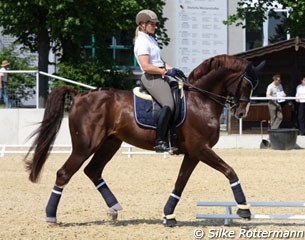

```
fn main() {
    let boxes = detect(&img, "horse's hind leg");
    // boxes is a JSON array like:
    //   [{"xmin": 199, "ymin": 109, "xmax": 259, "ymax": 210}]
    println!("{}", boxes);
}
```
[
  {"xmin": 163, "ymin": 154, "xmax": 199, "ymax": 227},
  {"xmin": 198, "ymin": 147, "xmax": 251, "ymax": 219},
  {"xmin": 83, "ymin": 136, "xmax": 123, "ymax": 220},
  {"xmin": 46, "ymin": 150, "xmax": 93, "ymax": 223}
]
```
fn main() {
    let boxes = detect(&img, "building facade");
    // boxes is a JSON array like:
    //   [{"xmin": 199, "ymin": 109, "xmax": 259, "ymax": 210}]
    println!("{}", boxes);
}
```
[
  {"xmin": 161, "ymin": 0, "xmax": 299, "ymax": 133},
  {"xmin": 161, "ymin": 0, "xmax": 243, "ymax": 74},
  {"xmin": 161, "ymin": 0, "xmax": 288, "ymax": 75}
]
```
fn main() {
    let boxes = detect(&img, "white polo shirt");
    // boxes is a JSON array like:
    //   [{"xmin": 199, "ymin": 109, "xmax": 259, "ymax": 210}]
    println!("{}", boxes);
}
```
[
  {"xmin": 134, "ymin": 31, "xmax": 164, "ymax": 71},
  {"xmin": 296, "ymin": 84, "xmax": 305, "ymax": 103},
  {"xmin": 266, "ymin": 82, "xmax": 284, "ymax": 97},
  {"xmin": 0, "ymin": 67, "xmax": 8, "ymax": 82}
]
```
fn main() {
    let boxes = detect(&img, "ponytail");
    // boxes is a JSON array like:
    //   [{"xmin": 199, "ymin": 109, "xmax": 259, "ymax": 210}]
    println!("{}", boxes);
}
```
[
  {"xmin": 135, "ymin": 25, "xmax": 146, "ymax": 39},
  {"xmin": 135, "ymin": 26, "xmax": 140, "ymax": 39}
]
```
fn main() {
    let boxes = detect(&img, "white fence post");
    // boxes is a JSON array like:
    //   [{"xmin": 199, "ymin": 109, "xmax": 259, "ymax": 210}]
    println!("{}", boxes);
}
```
[{"xmin": 36, "ymin": 71, "xmax": 39, "ymax": 109}]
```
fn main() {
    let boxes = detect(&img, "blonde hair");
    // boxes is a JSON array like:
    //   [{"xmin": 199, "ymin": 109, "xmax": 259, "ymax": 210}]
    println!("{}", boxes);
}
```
[{"xmin": 135, "ymin": 25, "xmax": 146, "ymax": 39}]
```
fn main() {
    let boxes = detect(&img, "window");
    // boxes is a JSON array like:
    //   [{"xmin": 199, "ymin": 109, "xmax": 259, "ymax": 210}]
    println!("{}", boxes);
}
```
[
  {"xmin": 246, "ymin": 26, "xmax": 263, "ymax": 50},
  {"xmin": 245, "ymin": 9, "xmax": 288, "ymax": 50},
  {"xmin": 108, "ymin": 32, "xmax": 138, "ymax": 70},
  {"xmin": 82, "ymin": 33, "xmax": 138, "ymax": 70},
  {"xmin": 245, "ymin": 12, "xmax": 263, "ymax": 50},
  {"xmin": 267, "ymin": 10, "xmax": 288, "ymax": 44}
]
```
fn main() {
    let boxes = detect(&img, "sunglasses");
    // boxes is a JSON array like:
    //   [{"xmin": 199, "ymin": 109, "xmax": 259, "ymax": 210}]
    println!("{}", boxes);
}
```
[{"xmin": 147, "ymin": 21, "xmax": 157, "ymax": 26}]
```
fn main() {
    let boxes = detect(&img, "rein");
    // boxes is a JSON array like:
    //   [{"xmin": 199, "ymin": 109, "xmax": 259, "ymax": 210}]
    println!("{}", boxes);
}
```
[
  {"xmin": 184, "ymin": 81, "xmax": 231, "ymax": 107},
  {"xmin": 179, "ymin": 73, "xmax": 250, "ymax": 109}
]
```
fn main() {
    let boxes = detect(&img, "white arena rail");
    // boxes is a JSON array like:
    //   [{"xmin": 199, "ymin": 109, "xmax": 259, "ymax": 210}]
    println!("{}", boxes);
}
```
[
  {"xmin": 197, "ymin": 201, "xmax": 305, "ymax": 225},
  {"xmin": 121, "ymin": 142, "xmax": 168, "ymax": 158},
  {"xmin": 0, "ymin": 144, "xmax": 72, "ymax": 157},
  {"xmin": 237, "ymin": 96, "xmax": 305, "ymax": 135},
  {"xmin": 0, "ymin": 143, "xmax": 167, "ymax": 158}
]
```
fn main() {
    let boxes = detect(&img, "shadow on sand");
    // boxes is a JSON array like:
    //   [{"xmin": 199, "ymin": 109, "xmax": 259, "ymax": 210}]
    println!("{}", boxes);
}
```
[{"xmin": 57, "ymin": 218, "xmax": 305, "ymax": 228}]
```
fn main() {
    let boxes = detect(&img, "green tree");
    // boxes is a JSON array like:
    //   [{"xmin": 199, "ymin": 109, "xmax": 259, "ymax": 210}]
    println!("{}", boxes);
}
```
[
  {"xmin": 224, "ymin": 0, "xmax": 305, "ymax": 38},
  {"xmin": 0, "ymin": 44, "xmax": 36, "ymax": 107},
  {"xmin": 0, "ymin": 0, "xmax": 167, "ymax": 106}
]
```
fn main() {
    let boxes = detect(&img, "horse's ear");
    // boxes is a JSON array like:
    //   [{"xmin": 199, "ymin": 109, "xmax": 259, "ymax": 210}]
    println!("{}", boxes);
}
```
[{"xmin": 253, "ymin": 60, "xmax": 266, "ymax": 72}]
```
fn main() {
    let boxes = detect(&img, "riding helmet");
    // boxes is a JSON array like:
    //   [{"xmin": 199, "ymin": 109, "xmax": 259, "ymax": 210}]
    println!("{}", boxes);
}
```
[{"xmin": 136, "ymin": 10, "xmax": 159, "ymax": 25}]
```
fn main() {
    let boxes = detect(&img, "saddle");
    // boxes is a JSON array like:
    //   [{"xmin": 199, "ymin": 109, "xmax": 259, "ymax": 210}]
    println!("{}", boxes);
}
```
[{"xmin": 133, "ymin": 81, "xmax": 186, "ymax": 153}]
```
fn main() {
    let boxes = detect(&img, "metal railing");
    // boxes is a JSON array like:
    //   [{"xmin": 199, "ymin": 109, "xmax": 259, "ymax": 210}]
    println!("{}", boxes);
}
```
[
  {"xmin": 235, "ymin": 96, "xmax": 305, "ymax": 135},
  {"xmin": 1, "ymin": 70, "xmax": 95, "ymax": 109},
  {"xmin": 197, "ymin": 201, "xmax": 305, "ymax": 225}
]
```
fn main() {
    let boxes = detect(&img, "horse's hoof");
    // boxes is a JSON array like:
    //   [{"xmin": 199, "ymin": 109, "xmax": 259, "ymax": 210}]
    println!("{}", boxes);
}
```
[
  {"xmin": 107, "ymin": 209, "xmax": 118, "ymax": 221},
  {"xmin": 237, "ymin": 208, "xmax": 251, "ymax": 219},
  {"xmin": 168, "ymin": 147, "xmax": 179, "ymax": 155},
  {"xmin": 162, "ymin": 214, "xmax": 177, "ymax": 227},
  {"xmin": 163, "ymin": 218, "xmax": 177, "ymax": 227},
  {"xmin": 46, "ymin": 217, "xmax": 57, "ymax": 224}
]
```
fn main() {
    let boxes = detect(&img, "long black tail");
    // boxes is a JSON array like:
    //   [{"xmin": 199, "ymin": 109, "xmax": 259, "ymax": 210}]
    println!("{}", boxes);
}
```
[{"xmin": 24, "ymin": 86, "xmax": 78, "ymax": 183}]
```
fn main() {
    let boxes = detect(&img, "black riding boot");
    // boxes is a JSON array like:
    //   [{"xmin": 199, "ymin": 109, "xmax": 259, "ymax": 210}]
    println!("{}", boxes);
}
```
[
  {"xmin": 168, "ymin": 127, "xmax": 179, "ymax": 155},
  {"xmin": 154, "ymin": 106, "xmax": 172, "ymax": 152}
]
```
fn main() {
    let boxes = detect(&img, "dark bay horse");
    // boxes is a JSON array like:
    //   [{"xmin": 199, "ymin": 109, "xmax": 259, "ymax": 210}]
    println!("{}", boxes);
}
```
[{"xmin": 25, "ymin": 54, "xmax": 264, "ymax": 226}]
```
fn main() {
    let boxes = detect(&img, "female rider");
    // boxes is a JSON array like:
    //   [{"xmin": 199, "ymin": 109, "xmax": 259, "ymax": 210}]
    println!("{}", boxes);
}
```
[{"xmin": 134, "ymin": 9, "xmax": 185, "ymax": 153}]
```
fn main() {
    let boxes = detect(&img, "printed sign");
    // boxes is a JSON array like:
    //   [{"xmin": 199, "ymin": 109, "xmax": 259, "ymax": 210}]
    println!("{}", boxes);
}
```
[{"xmin": 176, "ymin": 0, "xmax": 228, "ymax": 74}]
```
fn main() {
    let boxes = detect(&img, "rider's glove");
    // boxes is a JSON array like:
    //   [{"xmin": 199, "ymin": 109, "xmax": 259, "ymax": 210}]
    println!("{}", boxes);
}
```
[
  {"xmin": 166, "ymin": 68, "xmax": 187, "ymax": 82},
  {"xmin": 175, "ymin": 68, "xmax": 187, "ymax": 82},
  {"xmin": 165, "ymin": 68, "xmax": 178, "ymax": 77}
]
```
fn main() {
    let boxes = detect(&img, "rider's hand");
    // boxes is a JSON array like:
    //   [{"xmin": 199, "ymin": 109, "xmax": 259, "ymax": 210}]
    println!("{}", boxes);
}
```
[
  {"xmin": 165, "ymin": 68, "xmax": 178, "ymax": 78},
  {"xmin": 175, "ymin": 68, "xmax": 187, "ymax": 82},
  {"xmin": 166, "ymin": 68, "xmax": 187, "ymax": 82}
]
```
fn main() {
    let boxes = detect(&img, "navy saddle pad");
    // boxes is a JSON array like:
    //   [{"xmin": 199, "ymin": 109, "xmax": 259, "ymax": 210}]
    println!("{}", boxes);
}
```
[{"xmin": 133, "ymin": 94, "xmax": 186, "ymax": 129}]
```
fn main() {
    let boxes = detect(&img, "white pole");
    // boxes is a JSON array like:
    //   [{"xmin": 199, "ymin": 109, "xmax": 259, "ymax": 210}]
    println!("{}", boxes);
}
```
[
  {"xmin": 36, "ymin": 71, "xmax": 39, "ymax": 109},
  {"xmin": 39, "ymin": 71, "xmax": 96, "ymax": 89}
]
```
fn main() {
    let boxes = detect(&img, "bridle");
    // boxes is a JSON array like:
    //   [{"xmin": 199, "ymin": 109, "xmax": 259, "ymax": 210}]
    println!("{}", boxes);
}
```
[
  {"xmin": 229, "ymin": 74, "xmax": 254, "ymax": 112},
  {"xmin": 179, "ymin": 72, "xmax": 255, "ymax": 111}
]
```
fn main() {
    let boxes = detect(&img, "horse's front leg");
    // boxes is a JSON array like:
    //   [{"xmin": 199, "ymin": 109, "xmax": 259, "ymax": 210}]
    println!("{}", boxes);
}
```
[
  {"xmin": 163, "ymin": 154, "xmax": 199, "ymax": 227},
  {"xmin": 199, "ymin": 147, "xmax": 251, "ymax": 219}
]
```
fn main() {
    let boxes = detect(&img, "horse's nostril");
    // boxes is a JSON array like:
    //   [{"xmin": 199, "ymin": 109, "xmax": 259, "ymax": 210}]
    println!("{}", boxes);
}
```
[{"xmin": 238, "ymin": 112, "xmax": 244, "ymax": 118}]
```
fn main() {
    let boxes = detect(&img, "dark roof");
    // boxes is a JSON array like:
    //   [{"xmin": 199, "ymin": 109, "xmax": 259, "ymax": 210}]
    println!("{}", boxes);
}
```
[{"xmin": 235, "ymin": 37, "xmax": 305, "ymax": 59}]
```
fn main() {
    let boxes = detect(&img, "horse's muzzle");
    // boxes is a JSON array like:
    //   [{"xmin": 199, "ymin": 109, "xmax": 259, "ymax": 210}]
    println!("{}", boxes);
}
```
[
  {"xmin": 235, "ymin": 110, "xmax": 247, "ymax": 119},
  {"xmin": 235, "ymin": 105, "xmax": 250, "ymax": 119},
  {"xmin": 234, "ymin": 101, "xmax": 250, "ymax": 119}
]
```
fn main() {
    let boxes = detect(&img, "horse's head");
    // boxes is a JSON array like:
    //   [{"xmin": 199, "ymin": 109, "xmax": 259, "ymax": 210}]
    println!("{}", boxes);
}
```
[
  {"xmin": 229, "ymin": 60, "xmax": 265, "ymax": 119},
  {"xmin": 187, "ymin": 55, "xmax": 265, "ymax": 119}
]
